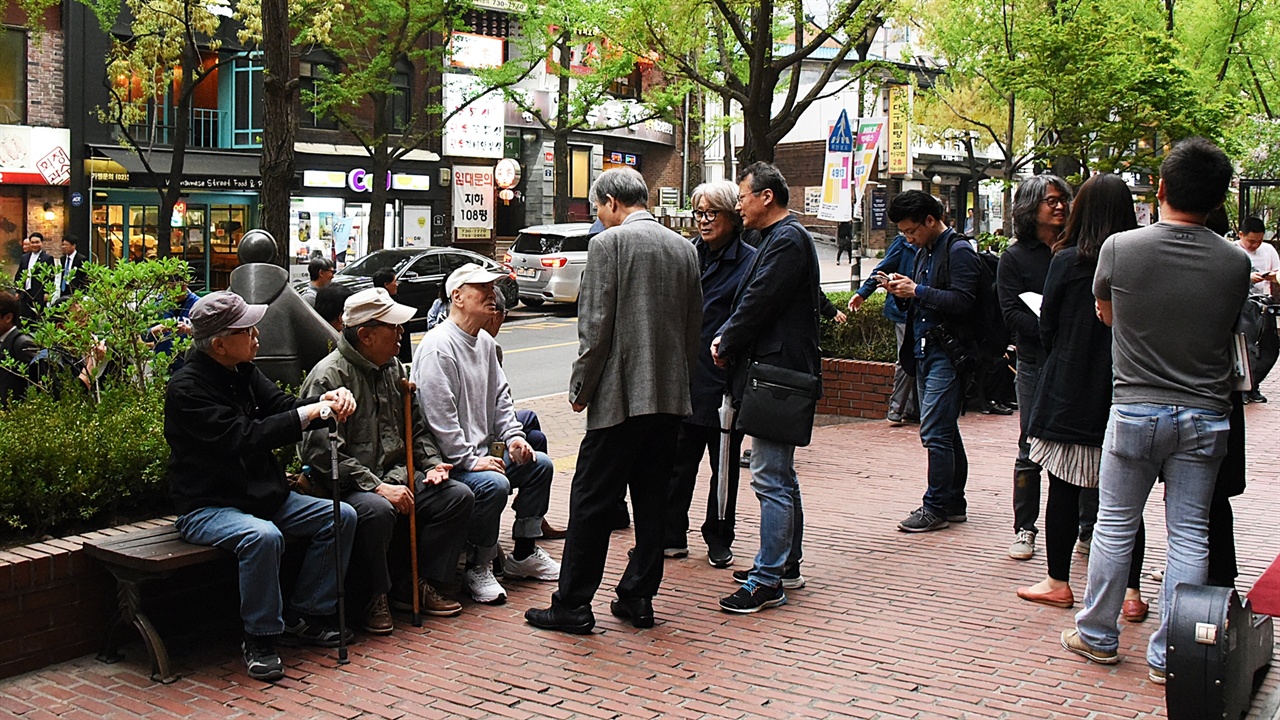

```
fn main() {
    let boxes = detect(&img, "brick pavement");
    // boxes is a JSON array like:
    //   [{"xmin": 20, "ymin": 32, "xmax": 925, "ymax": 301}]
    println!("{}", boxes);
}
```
[{"xmin": 3, "ymin": 381, "xmax": 1280, "ymax": 719}]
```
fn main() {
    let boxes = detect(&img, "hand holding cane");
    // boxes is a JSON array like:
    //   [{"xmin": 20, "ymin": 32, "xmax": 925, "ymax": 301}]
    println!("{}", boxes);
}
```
[{"xmin": 400, "ymin": 379, "xmax": 421, "ymax": 627}]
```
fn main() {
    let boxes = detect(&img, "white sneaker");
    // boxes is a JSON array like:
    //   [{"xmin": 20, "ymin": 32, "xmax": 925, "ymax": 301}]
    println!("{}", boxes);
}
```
[
  {"xmin": 503, "ymin": 546, "xmax": 561, "ymax": 581},
  {"xmin": 465, "ymin": 565, "xmax": 508, "ymax": 604},
  {"xmin": 1008, "ymin": 529, "xmax": 1036, "ymax": 560}
]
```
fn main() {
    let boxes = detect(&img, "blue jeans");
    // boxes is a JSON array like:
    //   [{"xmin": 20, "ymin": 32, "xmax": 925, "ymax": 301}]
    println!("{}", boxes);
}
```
[
  {"xmin": 451, "ymin": 450, "xmax": 554, "ymax": 564},
  {"xmin": 746, "ymin": 437, "xmax": 804, "ymax": 588},
  {"xmin": 176, "ymin": 492, "xmax": 357, "ymax": 637},
  {"xmin": 916, "ymin": 347, "xmax": 967, "ymax": 516},
  {"xmin": 1075, "ymin": 403, "xmax": 1230, "ymax": 671}
]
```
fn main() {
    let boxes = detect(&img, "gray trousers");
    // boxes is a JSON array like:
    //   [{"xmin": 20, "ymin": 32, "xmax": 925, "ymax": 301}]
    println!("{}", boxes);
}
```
[
  {"xmin": 890, "ymin": 322, "xmax": 918, "ymax": 417},
  {"xmin": 1013, "ymin": 352, "xmax": 1043, "ymax": 534}
]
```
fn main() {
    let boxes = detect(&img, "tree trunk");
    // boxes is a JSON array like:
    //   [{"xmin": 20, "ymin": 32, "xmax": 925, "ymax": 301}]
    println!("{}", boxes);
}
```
[
  {"xmin": 158, "ymin": 30, "xmax": 199, "ymax": 260},
  {"xmin": 366, "ymin": 97, "xmax": 390, "ymax": 251},
  {"xmin": 965, "ymin": 136, "xmax": 983, "ymax": 232},
  {"xmin": 721, "ymin": 93, "xmax": 734, "ymax": 181},
  {"xmin": 737, "ymin": 98, "xmax": 775, "ymax": 167},
  {"xmin": 1003, "ymin": 95, "xmax": 1016, "ymax": 234},
  {"xmin": 259, "ymin": 0, "xmax": 296, "ymax": 267},
  {"xmin": 553, "ymin": 32, "xmax": 572, "ymax": 224}
]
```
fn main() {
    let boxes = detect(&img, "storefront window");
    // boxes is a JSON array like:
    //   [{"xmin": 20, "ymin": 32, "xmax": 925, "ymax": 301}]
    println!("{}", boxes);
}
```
[
  {"xmin": 0, "ymin": 187, "xmax": 24, "ymax": 263},
  {"xmin": 91, "ymin": 204, "xmax": 126, "ymax": 266},
  {"xmin": 128, "ymin": 206, "xmax": 161, "ymax": 261},
  {"xmin": 0, "ymin": 28, "xmax": 25, "ymax": 124},
  {"xmin": 300, "ymin": 60, "xmax": 338, "ymax": 130},
  {"xmin": 232, "ymin": 53, "xmax": 264, "ymax": 147}
]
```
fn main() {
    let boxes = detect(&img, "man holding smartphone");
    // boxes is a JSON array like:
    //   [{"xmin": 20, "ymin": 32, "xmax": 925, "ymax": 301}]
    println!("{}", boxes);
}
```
[{"xmin": 883, "ymin": 191, "xmax": 982, "ymax": 533}]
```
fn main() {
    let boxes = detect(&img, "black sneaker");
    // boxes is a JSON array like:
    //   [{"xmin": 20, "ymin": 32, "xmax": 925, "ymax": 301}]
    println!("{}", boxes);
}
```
[
  {"xmin": 946, "ymin": 509, "xmax": 968, "ymax": 523},
  {"xmin": 281, "ymin": 611, "xmax": 353, "ymax": 648},
  {"xmin": 898, "ymin": 506, "xmax": 948, "ymax": 533},
  {"xmin": 242, "ymin": 634, "xmax": 284, "ymax": 682},
  {"xmin": 731, "ymin": 565, "xmax": 805, "ymax": 589},
  {"xmin": 707, "ymin": 544, "xmax": 734, "ymax": 569},
  {"xmin": 719, "ymin": 580, "xmax": 786, "ymax": 614},
  {"xmin": 1248, "ymin": 390, "xmax": 1268, "ymax": 404}
]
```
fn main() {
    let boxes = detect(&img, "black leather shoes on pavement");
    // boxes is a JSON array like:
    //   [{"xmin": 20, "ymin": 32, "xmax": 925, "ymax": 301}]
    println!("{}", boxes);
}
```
[
  {"xmin": 609, "ymin": 597, "xmax": 655, "ymax": 628},
  {"xmin": 525, "ymin": 604, "xmax": 595, "ymax": 634}
]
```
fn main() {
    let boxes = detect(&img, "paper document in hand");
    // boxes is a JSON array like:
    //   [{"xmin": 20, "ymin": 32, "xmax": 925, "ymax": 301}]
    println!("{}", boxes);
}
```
[{"xmin": 1019, "ymin": 292, "xmax": 1043, "ymax": 318}]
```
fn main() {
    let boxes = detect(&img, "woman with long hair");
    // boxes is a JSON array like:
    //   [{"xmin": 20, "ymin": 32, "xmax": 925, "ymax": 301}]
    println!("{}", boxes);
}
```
[{"xmin": 1015, "ymin": 174, "xmax": 1148, "ymax": 620}]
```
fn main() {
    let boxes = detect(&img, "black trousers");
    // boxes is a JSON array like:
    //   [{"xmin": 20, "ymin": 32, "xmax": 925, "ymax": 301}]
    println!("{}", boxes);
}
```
[
  {"xmin": 1044, "ymin": 474, "xmax": 1144, "ymax": 589},
  {"xmin": 664, "ymin": 422, "xmax": 742, "ymax": 550},
  {"xmin": 553, "ymin": 414, "xmax": 682, "ymax": 608}
]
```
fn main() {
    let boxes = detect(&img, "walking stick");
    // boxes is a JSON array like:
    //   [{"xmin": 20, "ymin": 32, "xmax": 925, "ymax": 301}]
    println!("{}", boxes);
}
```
[
  {"xmin": 321, "ymin": 408, "xmax": 350, "ymax": 665},
  {"xmin": 400, "ymin": 379, "xmax": 421, "ymax": 627},
  {"xmin": 716, "ymin": 393, "xmax": 736, "ymax": 521}
]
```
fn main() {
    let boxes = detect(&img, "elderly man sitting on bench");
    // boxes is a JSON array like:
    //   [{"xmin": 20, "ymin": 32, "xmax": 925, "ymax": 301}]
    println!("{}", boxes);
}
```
[{"xmin": 165, "ymin": 291, "xmax": 358, "ymax": 682}]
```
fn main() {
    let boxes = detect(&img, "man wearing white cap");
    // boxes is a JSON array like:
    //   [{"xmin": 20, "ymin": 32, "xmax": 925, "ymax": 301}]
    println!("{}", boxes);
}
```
[
  {"xmin": 300, "ymin": 288, "xmax": 474, "ymax": 632},
  {"xmin": 412, "ymin": 263, "xmax": 560, "ymax": 605},
  {"xmin": 166, "ymin": 291, "xmax": 358, "ymax": 682}
]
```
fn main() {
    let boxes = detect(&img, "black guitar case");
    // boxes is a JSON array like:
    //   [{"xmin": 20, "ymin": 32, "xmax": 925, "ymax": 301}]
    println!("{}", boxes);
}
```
[{"xmin": 1167, "ymin": 584, "xmax": 1273, "ymax": 720}]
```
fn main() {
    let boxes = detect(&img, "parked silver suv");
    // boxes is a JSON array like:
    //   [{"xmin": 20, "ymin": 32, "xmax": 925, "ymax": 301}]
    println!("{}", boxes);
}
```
[{"xmin": 503, "ymin": 222, "xmax": 596, "ymax": 306}]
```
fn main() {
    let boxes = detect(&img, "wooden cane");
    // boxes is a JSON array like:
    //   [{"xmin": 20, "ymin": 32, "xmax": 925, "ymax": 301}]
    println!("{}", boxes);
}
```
[{"xmin": 400, "ymin": 378, "xmax": 421, "ymax": 627}]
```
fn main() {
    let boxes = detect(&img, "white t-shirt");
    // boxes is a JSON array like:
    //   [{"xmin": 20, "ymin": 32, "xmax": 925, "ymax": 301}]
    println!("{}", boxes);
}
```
[{"xmin": 1239, "ymin": 240, "xmax": 1280, "ymax": 295}]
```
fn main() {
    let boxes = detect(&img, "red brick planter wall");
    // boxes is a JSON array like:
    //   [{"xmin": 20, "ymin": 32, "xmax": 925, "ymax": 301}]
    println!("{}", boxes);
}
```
[
  {"xmin": 0, "ymin": 519, "xmax": 172, "ymax": 680},
  {"xmin": 817, "ymin": 357, "xmax": 896, "ymax": 419}
]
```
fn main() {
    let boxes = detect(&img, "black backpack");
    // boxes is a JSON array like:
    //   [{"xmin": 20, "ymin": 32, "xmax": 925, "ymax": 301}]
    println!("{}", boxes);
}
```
[{"xmin": 931, "ymin": 234, "xmax": 1007, "ymax": 356}]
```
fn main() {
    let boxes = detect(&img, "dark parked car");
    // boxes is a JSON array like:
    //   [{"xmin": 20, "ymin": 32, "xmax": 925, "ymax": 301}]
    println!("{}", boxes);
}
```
[{"xmin": 300, "ymin": 247, "xmax": 519, "ymax": 331}]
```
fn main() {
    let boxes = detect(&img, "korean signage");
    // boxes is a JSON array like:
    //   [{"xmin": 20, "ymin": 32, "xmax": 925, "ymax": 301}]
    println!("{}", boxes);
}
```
[
  {"xmin": 887, "ymin": 86, "xmax": 912, "ymax": 175},
  {"xmin": 804, "ymin": 187, "xmax": 822, "ymax": 215},
  {"xmin": 870, "ymin": 187, "xmax": 888, "ymax": 229},
  {"xmin": 450, "ymin": 32, "xmax": 504, "ymax": 69},
  {"xmin": 0, "ymin": 126, "xmax": 71, "ymax": 186},
  {"xmin": 443, "ymin": 74, "xmax": 505, "ymax": 159},
  {"xmin": 817, "ymin": 110, "xmax": 854, "ymax": 222},
  {"xmin": 852, "ymin": 117, "xmax": 887, "ymax": 217},
  {"xmin": 453, "ymin": 165, "xmax": 494, "ymax": 239}
]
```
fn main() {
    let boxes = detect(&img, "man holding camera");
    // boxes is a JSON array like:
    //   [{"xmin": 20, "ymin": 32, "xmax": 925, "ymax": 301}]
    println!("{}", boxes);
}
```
[{"xmin": 883, "ymin": 191, "xmax": 982, "ymax": 533}]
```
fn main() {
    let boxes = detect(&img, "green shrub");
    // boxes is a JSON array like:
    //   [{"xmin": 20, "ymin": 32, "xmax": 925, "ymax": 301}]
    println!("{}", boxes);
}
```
[
  {"xmin": 0, "ymin": 382, "xmax": 171, "ymax": 538},
  {"xmin": 821, "ymin": 290, "xmax": 898, "ymax": 362}
]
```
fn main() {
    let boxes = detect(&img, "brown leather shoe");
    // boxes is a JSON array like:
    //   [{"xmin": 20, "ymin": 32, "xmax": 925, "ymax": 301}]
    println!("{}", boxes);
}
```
[
  {"xmin": 1122, "ymin": 598, "xmax": 1149, "ymax": 623},
  {"xmin": 363, "ymin": 593, "xmax": 394, "ymax": 635},
  {"xmin": 419, "ymin": 581, "xmax": 462, "ymax": 617},
  {"xmin": 541, "ymin": 518, "xmax": 567, "ymax": 540},
  {"xmin": 1016, "ymin": 584, "xmax": 1075, "ymax": 608}
]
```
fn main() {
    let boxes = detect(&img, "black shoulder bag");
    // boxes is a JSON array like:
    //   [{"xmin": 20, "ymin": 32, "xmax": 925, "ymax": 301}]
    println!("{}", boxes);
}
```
[{"xmin": 735, "ymin": 219, "xmax": 823, "ymax": 447}]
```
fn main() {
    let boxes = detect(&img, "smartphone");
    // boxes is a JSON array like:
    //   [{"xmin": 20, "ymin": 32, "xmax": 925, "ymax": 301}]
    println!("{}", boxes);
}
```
[
  {"xmin": 489, "ymin": 441, "xmax": 506, "ymax": 458},
  {"xmin": 874, "ymin": 272, "xmax": 891, "ymax": 285}
]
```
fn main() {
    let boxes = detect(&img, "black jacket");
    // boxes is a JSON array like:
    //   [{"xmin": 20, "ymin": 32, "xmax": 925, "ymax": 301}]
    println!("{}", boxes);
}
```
[
  {"xmin": 165, "ymin": 351, "xmax": 316, "ymax": 517},
  {"xmin": 1026, "ymin": 248, "xmax": 1113, "ymax": 446},
  {"xmin": 0, "ymin": 327, "xmax": 36, "ymax": 404},
  {"xmin": 996, "ymin": 237, "xmax": 1052, "ymax": 361},
  {"xmin": 717, "ymin": 215, "xmax": 822, "ymax": 400}
]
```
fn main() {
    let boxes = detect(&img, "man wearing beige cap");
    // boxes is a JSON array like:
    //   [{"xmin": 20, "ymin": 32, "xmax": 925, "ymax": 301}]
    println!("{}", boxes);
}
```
[
  {"xmin": 300, "ymin": 288, "xmax": 474, "ymax": 632},
  {"xmin": 166, "ymin": 291, "xmax": 358, "ymax": 682},
  {"xmin": 412, "ymin": 263, "xmax": 560, "ymax": 605}
]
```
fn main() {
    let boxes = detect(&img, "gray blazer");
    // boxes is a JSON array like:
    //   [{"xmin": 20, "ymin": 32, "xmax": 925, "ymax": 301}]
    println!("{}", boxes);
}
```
[{"xmin": 570, "ymin": 210, "xmax": 702, "ymax": 431}]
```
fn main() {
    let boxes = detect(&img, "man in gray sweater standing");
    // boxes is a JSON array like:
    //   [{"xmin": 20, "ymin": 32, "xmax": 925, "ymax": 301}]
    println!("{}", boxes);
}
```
[
  {"xmin": 526, "ymin": 167, "xmax": 702, "ymax": 634},
  {"xmin": 412, "ymin": 263, "xmax": 560, "ymax": 606},
  {"xmin": 1061, "ymin": 137, "xmax": 1251, "ymax": 683}
]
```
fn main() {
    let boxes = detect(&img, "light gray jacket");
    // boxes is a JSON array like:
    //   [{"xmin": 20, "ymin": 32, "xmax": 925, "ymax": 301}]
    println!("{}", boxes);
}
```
[{"xmin": 570, "ymin": 210, "xmax": 702, "ymax": 431}]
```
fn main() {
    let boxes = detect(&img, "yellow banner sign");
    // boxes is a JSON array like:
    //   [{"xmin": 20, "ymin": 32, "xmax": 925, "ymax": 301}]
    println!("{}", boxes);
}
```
[{"xmin": 887, "ymin": 86, "xmax": 912, "ymax": 176}]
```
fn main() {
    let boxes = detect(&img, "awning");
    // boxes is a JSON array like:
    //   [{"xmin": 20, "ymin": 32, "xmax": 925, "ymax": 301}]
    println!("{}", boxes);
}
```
[{"xmin": 93, "ymin": 146, "xmax": 262, "ymax": 177}]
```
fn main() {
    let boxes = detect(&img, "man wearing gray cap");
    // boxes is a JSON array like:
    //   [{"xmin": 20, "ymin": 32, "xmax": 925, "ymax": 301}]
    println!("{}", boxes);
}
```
[
  {"xmin": 412, "ymin": 263, "xmax": 560, "ymax": 605},
  {"xmin": 166, "ymin": 291, "xmax": 358, "ymax": 682},
  {"xmin": 300, "ymin": 288, "xmax": 474, "ymax": 632}
]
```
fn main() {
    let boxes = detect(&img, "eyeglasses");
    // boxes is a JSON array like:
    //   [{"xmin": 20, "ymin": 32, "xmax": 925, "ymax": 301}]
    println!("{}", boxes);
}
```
[
  {"xmin": 1041, "ymin": 196, "xmax": 1069, "ymax": 209},
  {"xmin": 226, "ymin": 326, "xmax": 258, "ymax": 337},
  {"xmin": 693, "ymin": 210, "xmax": 721, "ymax": 222},
  {"xmin": 897, "ymin": 220, "xmax": 925, "ymax": 238}
]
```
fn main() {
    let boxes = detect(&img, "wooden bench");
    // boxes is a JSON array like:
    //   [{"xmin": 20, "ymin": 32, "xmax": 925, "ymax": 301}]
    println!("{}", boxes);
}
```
[{"xmin": 82, "ymin": 525, "xmax": 229, "ymax": 683}]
